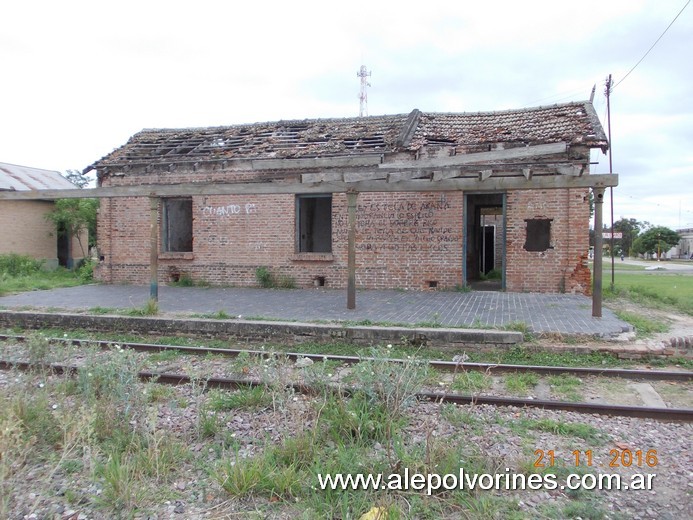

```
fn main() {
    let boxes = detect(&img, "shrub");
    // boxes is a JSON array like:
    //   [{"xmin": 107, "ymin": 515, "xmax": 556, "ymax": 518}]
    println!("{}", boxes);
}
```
[
  {"xmin": 255, "ymin": 266, "xmax": 274, "ymax": 288},
  {"xmin": 0, "ymin": 254, "xmax": 43, "ymax": 276},
  {"xmin": 255, "ymin": 266, "xmax": 296, "ymax": 289},
  {"xmin": 351, "ymin": 346, "xmax": 429, "ymax": 416},
  {"xmin": 171, "ymin": 273, "xmax": 195, "ymax": 287},
  {"xmin": 276, "ymin": 274, "xmax": 296, "ymax": 289},
  {"xmin": 76, "ymin": 259, "xmax": 96, "ymax": 282}
]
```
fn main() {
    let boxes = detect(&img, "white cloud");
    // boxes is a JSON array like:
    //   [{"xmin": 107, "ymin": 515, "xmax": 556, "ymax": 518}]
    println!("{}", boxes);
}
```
[{"xmin": 1, "ymin": 0, "xmax": 690, "ymax": 230}]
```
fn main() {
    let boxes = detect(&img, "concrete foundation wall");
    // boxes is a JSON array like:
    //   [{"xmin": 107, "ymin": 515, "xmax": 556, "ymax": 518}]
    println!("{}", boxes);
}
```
[{"xmin": 0, "ymin": 310, "xmax": 522, "ymax": 350}]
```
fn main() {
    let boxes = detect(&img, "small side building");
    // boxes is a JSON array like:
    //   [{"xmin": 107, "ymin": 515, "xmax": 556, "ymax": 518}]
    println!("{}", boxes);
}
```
[
  {"xmin": 674, "ymin": 228, "xmax": 693, "ymax": 259},
  {"xmin": 0, "ymin": 162, "xmax": 86, "ymax": 268}
]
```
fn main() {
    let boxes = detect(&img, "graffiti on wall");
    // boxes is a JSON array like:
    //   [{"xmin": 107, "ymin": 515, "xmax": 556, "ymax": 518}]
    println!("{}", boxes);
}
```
[
  {"xmin": 202, "ymin": 203, "xmax": 258, "ymax": 217},
  {"xmin": 334, "ymin": 197, "xmax": 459, "ymax": 253}
]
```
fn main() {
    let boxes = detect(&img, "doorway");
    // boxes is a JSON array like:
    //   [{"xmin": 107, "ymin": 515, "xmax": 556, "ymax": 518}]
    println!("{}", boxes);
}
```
[
  {"xmin": 57, "ymin": 223, "xmax": 71, "ymax": 268},
  {"xmin": 464, "ymin": 193, "xmax": 505, "ymax": 291}
]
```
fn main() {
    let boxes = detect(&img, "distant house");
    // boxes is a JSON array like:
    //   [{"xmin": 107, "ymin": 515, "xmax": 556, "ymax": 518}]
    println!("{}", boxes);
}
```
[
  {"xmin": 87, "ymin": 101, "xmax": 613, "ymax": 294},
  {"xmin": 674, "ymin": 228, "xmax": 693, "ymax": 259},
  {"xmin": 0, "ymin": 162, "xmax": 86, "ymax": 268}
]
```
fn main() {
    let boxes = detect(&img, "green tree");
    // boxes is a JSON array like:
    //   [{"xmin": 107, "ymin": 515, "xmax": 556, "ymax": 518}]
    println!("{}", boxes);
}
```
[
  {"xmin": 632, "ymin": 226, "xmax": 680, "ymax": 258},
  {"xmin": 612, "ymin": 218, "xmax": 648, "ymax": 257},
  {"xmin": 45, "ymin": 170, "xmax": 98, "ymax": 259},
  {"xmin": 45, "ymin": 199, "xmax": 99, "ymax": 258},
  {"xmin": 63, "ymin": 169, "xmax": 92, "ymax": 188}
]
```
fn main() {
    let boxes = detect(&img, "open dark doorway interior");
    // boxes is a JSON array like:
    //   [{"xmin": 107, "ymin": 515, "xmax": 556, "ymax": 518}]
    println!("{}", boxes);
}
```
[
  {"xmin": 57, "ymin": 223, "xmax": 71, "ymax": 268},
  {"xmin": 465, "ymin": 193, "xmax": 504, "ymax": 291}
]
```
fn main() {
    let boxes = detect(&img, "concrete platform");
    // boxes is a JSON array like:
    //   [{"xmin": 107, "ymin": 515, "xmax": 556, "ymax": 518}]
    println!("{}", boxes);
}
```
[{"xmin": 0, "ymin": 284, "xmax": 631, "ymax": 338}]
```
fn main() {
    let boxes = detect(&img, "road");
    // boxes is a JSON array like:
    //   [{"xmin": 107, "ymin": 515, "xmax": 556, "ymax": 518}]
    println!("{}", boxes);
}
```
[{"xmin": 617, "ymin": 258, "xmax": 693, "ymax": 273}]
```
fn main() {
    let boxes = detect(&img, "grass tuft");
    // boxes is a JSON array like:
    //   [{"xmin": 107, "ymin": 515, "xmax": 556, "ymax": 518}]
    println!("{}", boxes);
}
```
[
  {"xmin": 504, "ymin": 372, "xmax": 539, "ymax": 394},
  {"xmin": 613, "ymin": 310, "xmax": 669, "ymax": 337},
  {"xmin": 547, "ymin": 374, "xmax": 583, "ymax": 401},
  {"xmin": 603, "ymin": 272, "xmax": 693, "ymax": 316},
  {"xmin": 451, "ymin": 371, "xmax": 492, "ymax": 392},
  {"xmin": 207, "ymin": 386, "xmax": 272, "ymax": 411}
]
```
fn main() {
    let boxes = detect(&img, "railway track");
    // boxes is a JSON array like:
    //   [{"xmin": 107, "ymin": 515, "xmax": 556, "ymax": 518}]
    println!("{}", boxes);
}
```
[
  {"xmin": 2, "ymin": 333, "xmax": 691, "ymax": 381},
  {"xmin": 1, "ymin": 333, "xmax": 691, "ymax": 422}
]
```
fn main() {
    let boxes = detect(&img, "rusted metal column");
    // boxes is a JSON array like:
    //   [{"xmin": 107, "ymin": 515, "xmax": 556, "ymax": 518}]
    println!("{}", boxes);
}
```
[
  {"xmin": 150, "ymin": 196, "xmax": 159, "ymax": 302},
  {"xmin": 592, "ymin": 187, "xmax": 605, "ymax": 317},
  {"xmin": 347, "ymin": 191, "xmax": 358, "ymax": 309}
]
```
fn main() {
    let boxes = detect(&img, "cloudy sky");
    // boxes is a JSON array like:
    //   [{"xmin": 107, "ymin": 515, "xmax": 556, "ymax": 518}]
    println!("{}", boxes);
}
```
[{"xmin": 2, "ymin": 0, "xmax": 691, "ymax": 230}]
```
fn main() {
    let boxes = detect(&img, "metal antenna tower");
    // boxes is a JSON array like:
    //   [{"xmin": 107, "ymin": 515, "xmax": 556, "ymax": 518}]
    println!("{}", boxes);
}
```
[{"xmin": 357, "ymin": 65, "xmax": 371, "ymax": 117}]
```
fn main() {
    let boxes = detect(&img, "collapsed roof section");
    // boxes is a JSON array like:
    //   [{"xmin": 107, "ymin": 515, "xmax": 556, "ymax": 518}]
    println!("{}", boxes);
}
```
[{"xmin": 88, "ymin": 101, "xmax": 608, "ymax": 172}]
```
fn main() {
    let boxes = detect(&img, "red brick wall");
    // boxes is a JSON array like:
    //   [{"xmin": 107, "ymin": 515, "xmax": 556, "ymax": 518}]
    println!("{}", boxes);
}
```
[
  {"xmin": 505, "ymin": 188, "xmax": 591, "ymax": 294},
  {"xmin": 95, "ymin": 169, "xmax": 590, "ymax": 294},
  {"xmin": 96, "ymin": 189, "xmax": 465, "ymax": 290},
  {"xmin": 333, "ymin": 192, "xmax": 463, "ymax": 289}
]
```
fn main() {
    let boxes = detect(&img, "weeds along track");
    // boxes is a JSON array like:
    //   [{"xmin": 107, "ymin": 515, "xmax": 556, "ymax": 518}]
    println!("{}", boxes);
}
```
[
  {"xmin": 1, "ymin": 333, "xmax": 690, "ymax": 381},
  {"xmin": 1, "ymin": 334, "xmax": 691, "ymax": 422}
]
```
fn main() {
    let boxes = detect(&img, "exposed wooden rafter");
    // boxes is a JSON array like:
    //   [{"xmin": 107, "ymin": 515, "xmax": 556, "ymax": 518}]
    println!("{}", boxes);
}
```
[
  {"xmin": 479, "ymin": 170, "xmax": 493, "ymax": 181},
  {"xmin": 0, "ymin": 174, "xmax": 619, "ymax": 201},
  {"xmin": 379, "ymin": 142, "xmax": 567, "ymax": 170}
]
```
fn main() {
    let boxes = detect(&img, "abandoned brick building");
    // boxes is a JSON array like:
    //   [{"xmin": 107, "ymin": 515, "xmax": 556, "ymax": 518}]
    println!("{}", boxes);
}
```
[{"xmin": 87, "ymin": 101, "xmax": 612, "ymax": 294}]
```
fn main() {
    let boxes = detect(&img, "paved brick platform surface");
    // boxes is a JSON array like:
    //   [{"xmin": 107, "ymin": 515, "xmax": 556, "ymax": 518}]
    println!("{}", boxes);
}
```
[{"xmin": 0, "ymin": 285, "xmax": 630, "ymax": 337}]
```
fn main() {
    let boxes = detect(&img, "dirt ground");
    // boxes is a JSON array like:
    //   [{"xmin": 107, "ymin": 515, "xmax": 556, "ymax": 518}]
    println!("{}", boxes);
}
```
[{"xmin": 604, "ymin": 298, "xmax": 693, "ymax": 348}]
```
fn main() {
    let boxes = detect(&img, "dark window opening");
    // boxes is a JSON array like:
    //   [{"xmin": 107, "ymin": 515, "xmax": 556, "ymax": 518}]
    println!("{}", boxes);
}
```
[
  {"xmin": 297, "ymin": 195, "xmax": 332, "ymax": 253},
  {"xmin": 162, "ymin": 198, "xmax": 193, "ymax": 252},
  {"xmin": 524, "ymin": 218, "xmax": 552, "ymax": 252}
]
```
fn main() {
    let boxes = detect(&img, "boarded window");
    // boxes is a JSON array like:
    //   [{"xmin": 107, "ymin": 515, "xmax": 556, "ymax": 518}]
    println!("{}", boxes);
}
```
[
  {"xmin": 162, "ymin": 198, "xmax": 193, "ymax": 252},
  {"xmin": 297, "ymin": 194, "xmax": 332, "ymax": 253},
  {"xmin": 524, "ymin": 218, "xmax": 552, "ymax": 252}
]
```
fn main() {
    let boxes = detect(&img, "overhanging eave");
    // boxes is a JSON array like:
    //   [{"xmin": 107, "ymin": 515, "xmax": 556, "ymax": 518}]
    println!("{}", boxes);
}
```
[{"xmin": 0, "ymin": 174, "xmax": 618, "ymax": 200}]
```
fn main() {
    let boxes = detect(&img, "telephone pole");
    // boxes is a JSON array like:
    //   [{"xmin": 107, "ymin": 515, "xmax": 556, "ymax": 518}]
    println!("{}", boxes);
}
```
[{"xmin": 605, "ymin": 74, "xmax": 615, "ymax": 290}]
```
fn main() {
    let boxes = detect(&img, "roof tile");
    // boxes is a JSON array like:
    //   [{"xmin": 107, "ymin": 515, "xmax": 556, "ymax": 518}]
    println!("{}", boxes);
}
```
[{"xmin": 90, "ymin": 101, "xmax": 607, "ymax": 170}]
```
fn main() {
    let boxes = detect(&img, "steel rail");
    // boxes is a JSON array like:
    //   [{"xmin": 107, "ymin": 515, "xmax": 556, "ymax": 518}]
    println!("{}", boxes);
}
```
[
  {"xmin": 2, "ymin": 334, "xmax": 691, "ymax": 382},
  {"xmin": 2, "ymin": 360, "xmax": 691, "ymax": 422}
]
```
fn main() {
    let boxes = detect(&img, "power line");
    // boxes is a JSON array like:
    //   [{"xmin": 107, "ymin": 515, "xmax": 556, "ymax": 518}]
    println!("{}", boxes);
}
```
[
  {"xmin": 525, "ymin": 85, "xmax": 595, "ymax": 106},
  {"xmin": 614, "ymin": 193, "xmax": 693, "ymax": 215},
  {"xmin": 614, "ymin": 0, "xmax": 691, "ymax": 90}
]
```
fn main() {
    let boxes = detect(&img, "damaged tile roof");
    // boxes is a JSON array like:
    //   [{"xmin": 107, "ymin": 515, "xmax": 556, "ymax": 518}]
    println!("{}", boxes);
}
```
[
  {"xmin": 90, "ymin": 101, "xmax": 608, "ymax": 169},
  {"xmin": 410, "ymin": 102, "xmax": 608, "ymax": 151}
]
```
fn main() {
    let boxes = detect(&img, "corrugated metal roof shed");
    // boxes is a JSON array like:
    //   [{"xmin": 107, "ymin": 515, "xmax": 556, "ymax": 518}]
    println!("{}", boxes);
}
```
[{"xmin": 0, "ymin": 162, "xmax": 76, "ymax": 191}]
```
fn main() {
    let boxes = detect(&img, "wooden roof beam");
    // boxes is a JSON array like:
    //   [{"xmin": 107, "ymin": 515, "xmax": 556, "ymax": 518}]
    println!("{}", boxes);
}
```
[
  {"xmin": 479, "ymin": 169, "xmax": 493, "ymax": 181},
  {"xmin": 557, "ymin": 164, "xmax": 585, "ymax": 176},
  {"xmin": 380, "ymin": 142, "xmax": 568, "ymax": 170},
  {"xmin": 0, "ymin": 174, "xmax": 618, "ymax": 200},
  {"xmin": 386, "ymin": 170, "xmax": 432, "ymax": 183}
]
